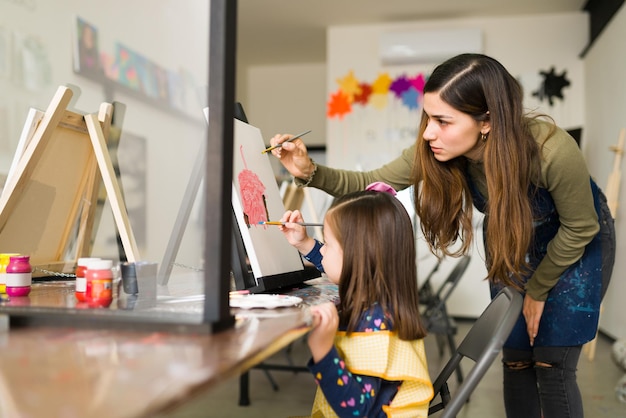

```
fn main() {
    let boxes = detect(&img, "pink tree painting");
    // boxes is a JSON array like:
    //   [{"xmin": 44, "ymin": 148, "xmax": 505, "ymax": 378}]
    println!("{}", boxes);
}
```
[{"xmin": 237, "ymin": 145, "xmax": 269, "ymax": 227}]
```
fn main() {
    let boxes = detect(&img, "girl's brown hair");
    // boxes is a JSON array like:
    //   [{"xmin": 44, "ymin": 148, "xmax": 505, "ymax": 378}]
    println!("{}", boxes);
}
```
[
  {"xmin": 325, "ymin": 190, "xmax": 426, "ymax": 340},
  {"xmin": 414, "ymin": 53, "xmax": 546, "ymax": 288}
]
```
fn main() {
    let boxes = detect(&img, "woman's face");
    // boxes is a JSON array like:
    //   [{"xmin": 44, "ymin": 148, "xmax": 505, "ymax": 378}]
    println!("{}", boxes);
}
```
[
  {"xmin": 422, "ymin": 92, "xmax": 489, "ymax": 161},
  {"xmin": 320, "ymin": 221, "xmax": 342, "ymax": 285}
]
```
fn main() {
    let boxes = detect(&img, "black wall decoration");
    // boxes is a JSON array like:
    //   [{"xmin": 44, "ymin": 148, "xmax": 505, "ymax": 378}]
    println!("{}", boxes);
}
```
[{"xmin": 532, "ymin": 67, "xmax": 571, "ymax": 106}]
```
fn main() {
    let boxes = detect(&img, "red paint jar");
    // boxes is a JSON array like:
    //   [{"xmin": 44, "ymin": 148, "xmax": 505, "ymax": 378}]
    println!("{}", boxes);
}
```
[
  {"xmin": 85, "ymin": 259, "xmax": 113, "ymax": 308},
  {"xmin": 6, "ymin": 255, "xmax": 32, "ymax": 297},
  {"xmin": 75, "ymin": 257, "xmax": 100, "ymax": 302},
  {"xmin": 0, "ymin": 253, "xmax": 20, "ymax": 294}
]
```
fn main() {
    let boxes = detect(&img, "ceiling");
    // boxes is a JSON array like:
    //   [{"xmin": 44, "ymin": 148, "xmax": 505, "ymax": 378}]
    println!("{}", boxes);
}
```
[{"xmin": 237, "ymin": 0, "xmax": 587, "ymax": 66}]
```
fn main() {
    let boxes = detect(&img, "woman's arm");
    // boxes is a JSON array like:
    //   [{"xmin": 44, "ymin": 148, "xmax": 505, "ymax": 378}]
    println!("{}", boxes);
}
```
[
  {"xmin": 272, "ymin": 132, "xmax": 416, "ymax": 197},
  {"xmin": 526, "ymin": 127, "xmax": 600, "ymax": 301}
]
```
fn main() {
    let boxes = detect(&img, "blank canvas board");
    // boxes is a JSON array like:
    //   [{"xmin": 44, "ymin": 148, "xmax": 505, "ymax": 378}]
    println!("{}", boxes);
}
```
[
  {"xmin": 0, "ymin": 97, "xmax": 98, "ymax": 271},
  {"xmin": 231, "ymin": 118, "xmax": 305, "ymax": 282}
]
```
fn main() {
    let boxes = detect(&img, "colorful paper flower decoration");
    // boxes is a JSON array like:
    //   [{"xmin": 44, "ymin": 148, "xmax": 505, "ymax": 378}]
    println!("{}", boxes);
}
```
[
  {"xmin": 327, "ymin": 90, "xmax": 352, "ymax": 119},
  {"xmin": 401, "ymin": 88, "xmax": 420, "ymax": 110},
  {"xmin": 336, "ymin": 70, "xmax": 361, "ymax": 103},
  {"xmin": 353, "ymin": 83, "xmax": 372, "ymax": 105},
  {"xmin": 389, "ymin": 75, "xmax": 411, "ymax": 99},
  {"xmin": 327, "ymin": 70, "xmax": 429, "ymax": 119},
  {"xmin": 371, "ymin": 73, "xmax": 393, "ymax": 95}
]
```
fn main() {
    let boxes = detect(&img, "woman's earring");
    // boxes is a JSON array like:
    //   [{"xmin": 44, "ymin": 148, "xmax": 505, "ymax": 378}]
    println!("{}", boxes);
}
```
[{"xmin": 481, "ymin": 132, "xmax": 488, "ymax": 142}]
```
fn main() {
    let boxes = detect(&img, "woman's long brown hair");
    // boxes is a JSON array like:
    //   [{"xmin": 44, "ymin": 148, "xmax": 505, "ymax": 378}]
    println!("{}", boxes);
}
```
[
  {"xmin": 414, "ymin": 53, "xmax": 544, "ymax": 288},
  {"xmin": 325, "ymin": 190, "xmax": 426, "ymax": 340}
]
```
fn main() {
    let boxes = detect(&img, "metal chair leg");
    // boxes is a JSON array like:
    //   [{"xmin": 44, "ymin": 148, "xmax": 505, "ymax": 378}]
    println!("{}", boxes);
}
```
[
  {"xmin": 447, "ymin": 332, "xmax": 463, "ymax": 384},
  {"xmin": 262, "ymin": 368, "xmax": 280, "ymax": 391},
  {"xmin": 238, "ymin": 372, "xmax": 250, "ymax": 406}
]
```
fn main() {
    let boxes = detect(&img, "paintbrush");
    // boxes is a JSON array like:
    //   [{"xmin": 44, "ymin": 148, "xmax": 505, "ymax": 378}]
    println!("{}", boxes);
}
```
[
  {"xmin": 258, "ymin": 221, "xmax": 323, "ymax": 227},
  {"xmin": 261, "ymin": 130, "xmax": 312, "ymax": 154}
]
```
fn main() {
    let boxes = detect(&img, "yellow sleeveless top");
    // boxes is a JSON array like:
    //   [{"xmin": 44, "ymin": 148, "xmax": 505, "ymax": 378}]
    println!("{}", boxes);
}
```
[{"xmin": 310, "ymin": 331, "xmax": 433, "ymax": 418}]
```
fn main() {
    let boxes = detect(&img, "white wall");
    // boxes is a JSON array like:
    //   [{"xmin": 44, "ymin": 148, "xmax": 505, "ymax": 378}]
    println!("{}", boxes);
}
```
[
  {"xmin": 325, "ymin": 12, "xmax": 588, "ymax": 317},
  {"xmin": 246, "ymin": 63, "xmax": 326, "ymax": 180},
  {"xmin": 582, "ymin": 5, "xmax": 626, "ymax": 340},
  {"xmin": 0, "ymin": 1, "xmax": 209, "ymax": 268},
  {"xmin": 246, "ymin": 63, "xmax": 326, "ymax": 147}
]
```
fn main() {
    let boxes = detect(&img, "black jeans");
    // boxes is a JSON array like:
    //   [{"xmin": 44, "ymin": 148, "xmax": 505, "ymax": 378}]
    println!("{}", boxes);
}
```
[{"xmin": 502, "ymin": 346, "xmax": 583, "ymax": 418}]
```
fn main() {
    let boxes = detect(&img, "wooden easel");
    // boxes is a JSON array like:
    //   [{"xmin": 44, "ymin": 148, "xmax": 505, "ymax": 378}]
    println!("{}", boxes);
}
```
[
  {"xmin": 0, "ymin": 85, "xmax": 139, "ymax": 275},
  {"xmin": 605, "ymin": 128, "xmax": 625, "ymax": 217},
  {"xmin": 280, "ymin": 179, "xmax": 325, "ymax": 242},
  {"xmin": 583, "ymin": 128, "xmax": 624, "ymax": 361}
]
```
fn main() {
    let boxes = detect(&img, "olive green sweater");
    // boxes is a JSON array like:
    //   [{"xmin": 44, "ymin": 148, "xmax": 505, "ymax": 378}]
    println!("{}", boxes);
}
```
[{"xmin": 296, "ymin": 122, "xmax": 599, "ymax": 301}]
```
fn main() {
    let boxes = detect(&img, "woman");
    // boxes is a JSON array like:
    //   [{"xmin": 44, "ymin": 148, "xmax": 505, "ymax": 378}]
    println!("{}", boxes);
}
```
[{"xmin": 269, "ymin": 53, "xmax": 615, "ymax": 418}]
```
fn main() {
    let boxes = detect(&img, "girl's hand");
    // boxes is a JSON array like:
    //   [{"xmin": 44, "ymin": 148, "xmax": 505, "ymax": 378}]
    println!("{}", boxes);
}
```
[
  {"xmin": 307, "ymin": 302, "xmax": 339, "ymax": 363},
  {"xmin": 278, "ymin": 210, "xmax": 316, "ymax": 254},
  {"xmin": 523, "ymin": 294, "xmax": 545, "ymax": 346},
  {"xmin": 269, "ymin": 133, "xmax": 315, "ymax": 180}
]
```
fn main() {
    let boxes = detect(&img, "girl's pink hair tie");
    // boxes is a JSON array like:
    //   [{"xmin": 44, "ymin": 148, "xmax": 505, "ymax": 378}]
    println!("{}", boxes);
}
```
[{"xmin": 365, "ymin": 181, "xmax": 397, "ymax": 196}]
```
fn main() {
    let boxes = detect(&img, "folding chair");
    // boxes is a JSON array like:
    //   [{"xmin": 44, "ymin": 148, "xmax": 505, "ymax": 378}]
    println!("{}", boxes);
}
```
[
  {"xmin": 420, "ymin": 255, "xmax": 472, "ymax": 383},
  {"xmin": 428, "ymin": 286, "xmax": 523, "ymax": 417}
]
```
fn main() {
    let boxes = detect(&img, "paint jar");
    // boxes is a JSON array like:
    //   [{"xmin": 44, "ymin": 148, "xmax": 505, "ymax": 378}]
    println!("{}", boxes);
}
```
[
  {"xmin": 120, "ymin": 262, "xmax": 139, "ymax": 295},
  {"xmin": 5, "ymin": 255, "xmax": 32, "ymax": 297},
  {"xmin": 85, "ymin": 259, "xmax": 113, "ymax": 308},
  {"xmin": 0, "ymin": 253, "xmax": 20, "ymax": 294},
  {"xmin": 75, "ymin": 257, "xmax": 100, "ymax": 302}
]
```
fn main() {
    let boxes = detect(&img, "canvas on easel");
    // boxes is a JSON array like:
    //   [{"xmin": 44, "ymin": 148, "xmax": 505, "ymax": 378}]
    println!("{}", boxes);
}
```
[
  {"xmin": 157, "ymin": 106, "xmax": 319, "ymax": 291},
  {"xmin": 0, "ymin": 85, "xmax": 139, "ymax": 275},
  {"xmin": 231, "ymin": 118, "xmax": 319, "ymax": 291},
  {"xmin": 231, "ymin": 119, "xmax": 302, "ymax": 277}
]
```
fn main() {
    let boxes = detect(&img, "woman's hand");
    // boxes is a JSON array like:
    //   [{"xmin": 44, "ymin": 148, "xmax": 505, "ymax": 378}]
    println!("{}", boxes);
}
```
[
  {"xmin": 523, "ymin": 294, "xmax": 545, "ymax": 346},
  {"xmin": 278, "ymin": 210, "xmax": 316, "ymax": 254},
  {"xmin": 269, "ymin": 133, "xmax": 315, "ymax": 180},
  {"xmin": 307, "ymin": 302, "xmax": 339, "ymax": 363}
]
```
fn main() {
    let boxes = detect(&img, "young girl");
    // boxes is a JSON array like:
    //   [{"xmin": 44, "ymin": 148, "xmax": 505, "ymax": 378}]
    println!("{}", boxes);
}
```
[{"xmin": 280, "ymin": 182, "xmax": 433, "ymax": 418}]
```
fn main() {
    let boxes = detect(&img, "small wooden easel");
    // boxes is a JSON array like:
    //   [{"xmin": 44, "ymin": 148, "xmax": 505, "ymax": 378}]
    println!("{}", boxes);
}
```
[
  {"xmin": 0, "ymin": 85, "xmax": 139, "ymax": 275},
  {"xmin": 583, "ymin": 128, "xmax": 624, "ymax": 361}
]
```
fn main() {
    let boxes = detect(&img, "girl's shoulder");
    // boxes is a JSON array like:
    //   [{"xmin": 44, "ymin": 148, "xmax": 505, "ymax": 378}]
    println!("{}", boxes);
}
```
[{"xmin": 354, "ymin": 303, "xmax": 394, "ymax": 332}]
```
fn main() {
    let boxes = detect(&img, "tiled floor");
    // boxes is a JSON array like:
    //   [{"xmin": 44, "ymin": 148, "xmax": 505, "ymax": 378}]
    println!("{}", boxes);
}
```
[{"xmin": 158, "ymin": 320, "xmax": 626, "ymax": 417}]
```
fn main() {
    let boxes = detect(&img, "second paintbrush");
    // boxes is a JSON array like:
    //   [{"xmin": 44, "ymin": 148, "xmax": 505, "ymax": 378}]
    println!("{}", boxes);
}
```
[
  {"xmin": 258, "ymin": 221, "xmax": 323, "ymax": 227},
  {"xmin": 261, "ymin": 130, "xmax": 312, "ymax": 154}
]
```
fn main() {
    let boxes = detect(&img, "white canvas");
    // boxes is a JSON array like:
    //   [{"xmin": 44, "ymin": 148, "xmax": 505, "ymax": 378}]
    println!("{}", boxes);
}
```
[{"xmin": 232, "ymin": 119, "xmax": 305, "ymax": 282}]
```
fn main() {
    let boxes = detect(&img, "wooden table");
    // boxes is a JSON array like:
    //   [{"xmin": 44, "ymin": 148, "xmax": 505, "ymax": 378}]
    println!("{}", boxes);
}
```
[{"xmin": 0, "ymin": 275, "xmax": 337, "ymax": 418}]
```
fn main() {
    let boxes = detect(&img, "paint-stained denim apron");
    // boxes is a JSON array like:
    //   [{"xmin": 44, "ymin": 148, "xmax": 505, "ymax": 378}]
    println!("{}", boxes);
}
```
[{"xmin": 469, "ymin": 177, "xmax": 615, "ymax": 349}]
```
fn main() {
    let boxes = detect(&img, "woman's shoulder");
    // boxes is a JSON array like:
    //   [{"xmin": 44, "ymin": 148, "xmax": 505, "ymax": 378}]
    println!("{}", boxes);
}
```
[
  {"xmin": 528, "ymin": 117, "xmax": 577, "ymax": 150},
  {"xmin": 355, "ymin": 304, "xmax": 394, "ymax": 332},
  {"xmin": 527, "ymin": 117, "xmax": 587, "ymax": 185}
]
